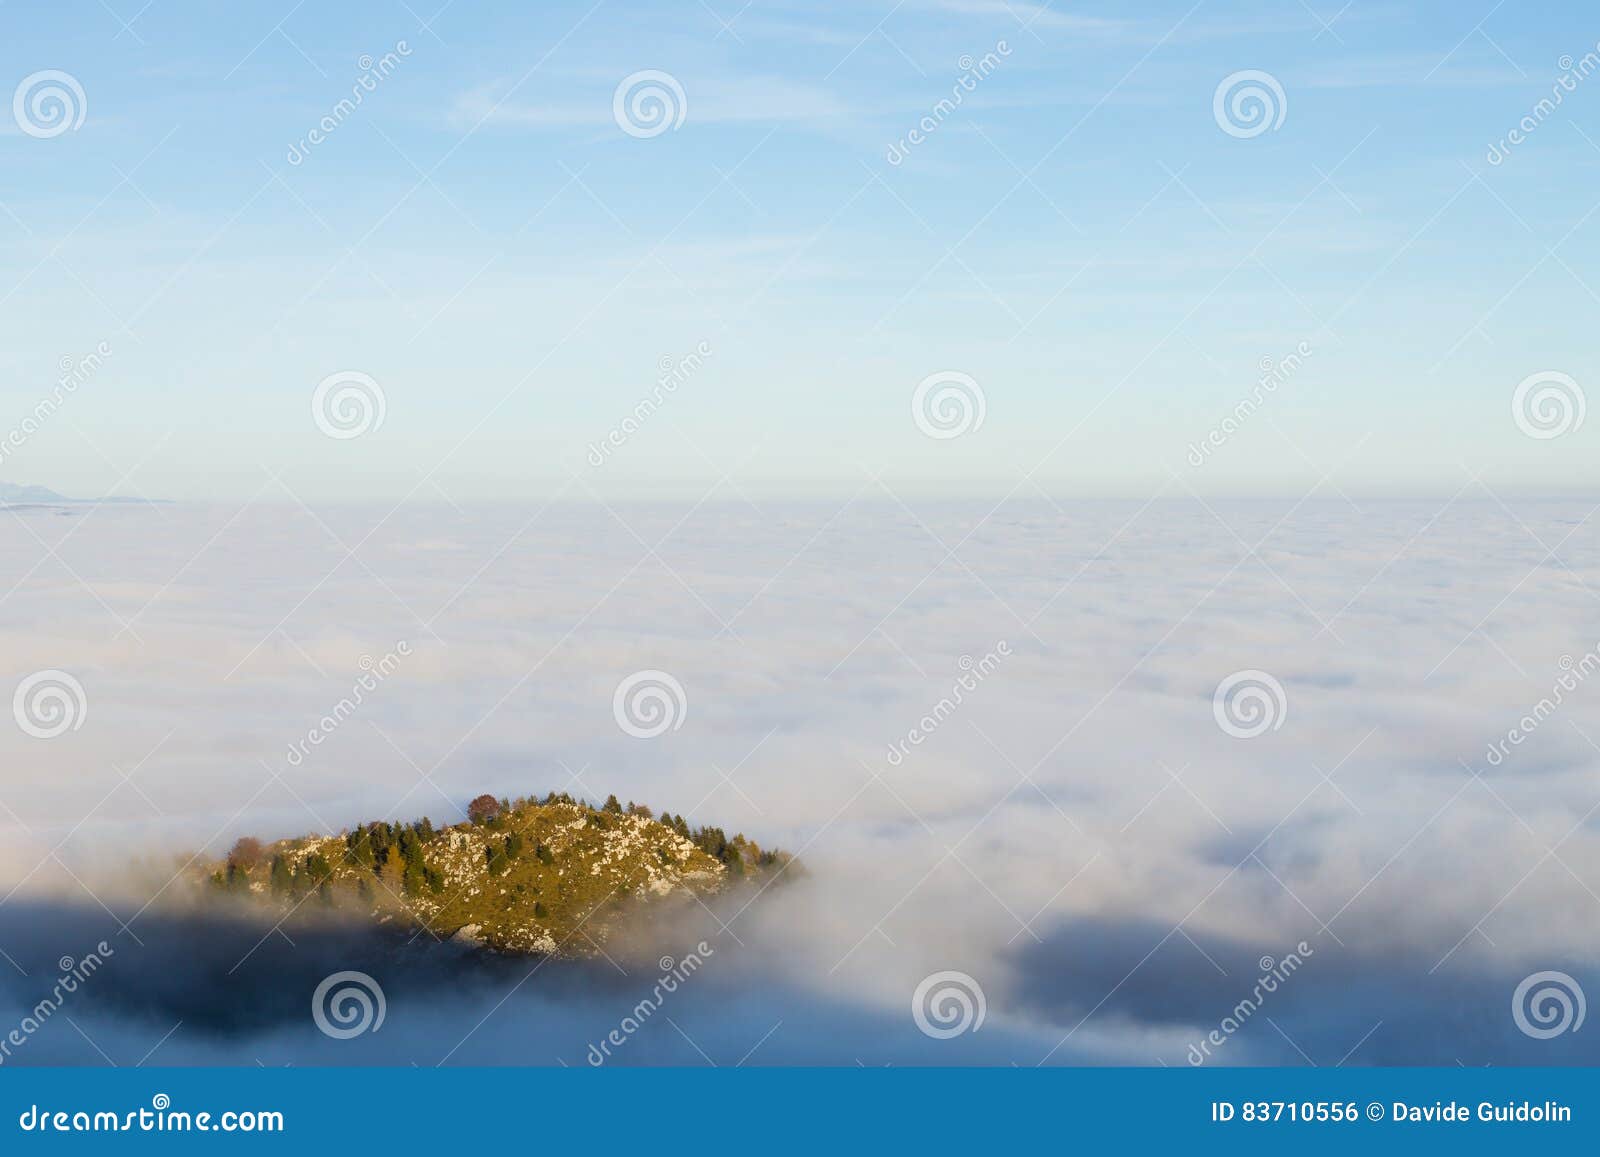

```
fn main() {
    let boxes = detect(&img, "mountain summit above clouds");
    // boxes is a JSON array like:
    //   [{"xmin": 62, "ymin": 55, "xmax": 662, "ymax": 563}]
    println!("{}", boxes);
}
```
[
  {"xmin": 200, "ymin": 792, "xmax": 795, "ymax": 956},
  {"xmin": 0, "ymin": 483, "xmax": 166, "ymax": 506},
  {"xmin": 0, "ymin": 482, "xmax": 70, "ymax": 504}
]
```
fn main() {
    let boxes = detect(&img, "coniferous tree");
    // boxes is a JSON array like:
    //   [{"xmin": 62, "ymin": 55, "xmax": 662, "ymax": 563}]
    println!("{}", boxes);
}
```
[
  {"xmin": 397, "ymin": 827, "xmax": 419, "ymax": 867},
  {"xmin": 403, "ymin": 860, "xmax": 426, "ymax": 895},
  {"xmin": 269, "ymin": 854, "xmax": 292, "ymax": 895}
]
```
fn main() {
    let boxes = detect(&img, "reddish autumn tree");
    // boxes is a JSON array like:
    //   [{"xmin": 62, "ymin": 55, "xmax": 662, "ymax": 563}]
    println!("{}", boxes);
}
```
[
  {"xmin": 227, "ymin": 836, "xmax": 263, "ymax": 869},
  {"xmin": 467, "ymin": 794, "xmax": 501, "ymax": 824}
]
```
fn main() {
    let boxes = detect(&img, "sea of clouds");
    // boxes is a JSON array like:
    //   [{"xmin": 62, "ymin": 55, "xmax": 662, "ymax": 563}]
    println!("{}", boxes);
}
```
[{"xmin": 1, "ymin": 495, "xmax": 1597, "ymax": 1066}]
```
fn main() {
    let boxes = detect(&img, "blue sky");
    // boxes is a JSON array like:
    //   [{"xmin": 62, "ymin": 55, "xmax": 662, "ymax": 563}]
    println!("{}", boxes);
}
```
[{"xmin": 2, "ymin": 0, "xmax": 1598, "ymax": 500}]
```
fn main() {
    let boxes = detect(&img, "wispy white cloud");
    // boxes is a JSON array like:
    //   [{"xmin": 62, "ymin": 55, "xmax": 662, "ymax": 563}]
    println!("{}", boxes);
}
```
[{"xmin": 450, "ymin": 73, "xmax": 853, "ymax": 131}]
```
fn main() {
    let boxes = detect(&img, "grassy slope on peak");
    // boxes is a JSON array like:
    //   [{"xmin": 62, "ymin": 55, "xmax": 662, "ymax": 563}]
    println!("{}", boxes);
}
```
[{"xmin": 202, "ymin": 792, "xmax": 792, "ymax": 955}]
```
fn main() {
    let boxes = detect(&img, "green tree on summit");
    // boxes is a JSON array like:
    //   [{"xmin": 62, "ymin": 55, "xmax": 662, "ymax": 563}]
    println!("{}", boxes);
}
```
[{"xmin": 269, "ymin": 854, "xmax": 292, "ymax": 896}]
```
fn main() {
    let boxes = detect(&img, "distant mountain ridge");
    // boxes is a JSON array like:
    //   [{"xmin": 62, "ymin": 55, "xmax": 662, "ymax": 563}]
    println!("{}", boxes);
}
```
[
  {"xmin": 0, "ymin": 482, "xmax": 165, "ymax": 506},
  {"xmin": 0, "ymin": 482, "xmax": 69, "ymax": 504}
]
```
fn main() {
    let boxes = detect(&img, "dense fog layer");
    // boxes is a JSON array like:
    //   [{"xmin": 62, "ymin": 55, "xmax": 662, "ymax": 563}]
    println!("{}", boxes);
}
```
[{"xmin": 2, "ymin": 498, "xmax": 1597, "ymax": 1065}]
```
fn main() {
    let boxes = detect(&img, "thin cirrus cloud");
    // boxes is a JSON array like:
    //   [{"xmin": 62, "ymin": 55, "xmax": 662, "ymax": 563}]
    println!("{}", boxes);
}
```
[
  {"xmin": 922, "ymin": 0, "xmax": 1139, "ymax": 36},
  {"xmin": 449, "ymin": 74, "xmax": 853, "ymax": 132}
]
